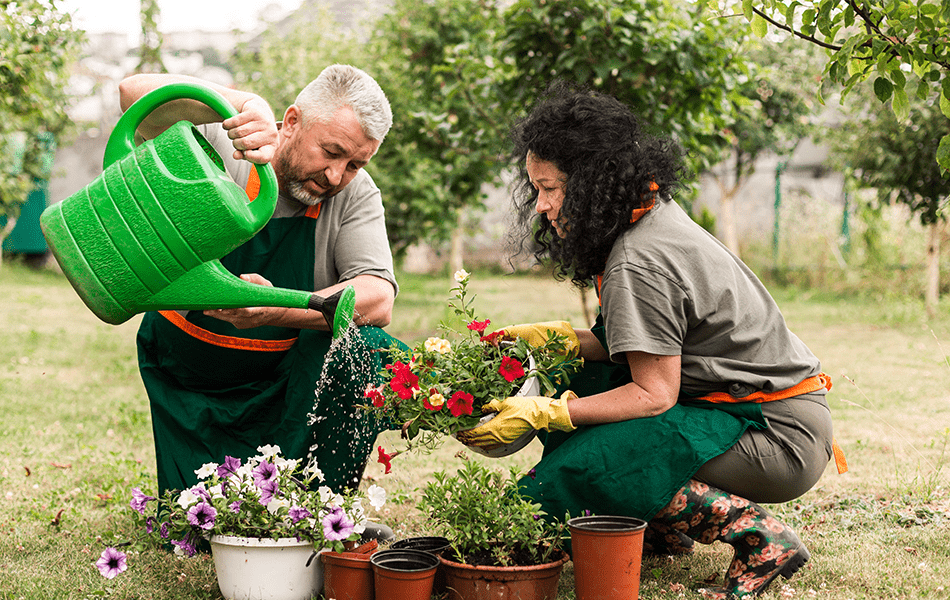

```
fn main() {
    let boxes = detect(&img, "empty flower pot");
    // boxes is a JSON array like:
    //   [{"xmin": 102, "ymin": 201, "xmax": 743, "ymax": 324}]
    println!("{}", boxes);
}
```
[
  {"xmin": 370, "ymin": 548, "xmax": 440, "ymax": 600},
  {"xmin": 391, "ymin": 536, "xmax": 451, "ymax": 595},
  {"xmin": 568, "ymin": 515, "xmax": 648, "ymax": 600},
  {"xmin": 321, "ymin": 550, "xmax": 375, "ymax": 600}
]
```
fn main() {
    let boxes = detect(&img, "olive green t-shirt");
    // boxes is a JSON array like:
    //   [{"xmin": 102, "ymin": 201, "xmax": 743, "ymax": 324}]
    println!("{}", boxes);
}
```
[{"xmin": 599, "ymin": 199, "xmax": 820, "ymax": 399}]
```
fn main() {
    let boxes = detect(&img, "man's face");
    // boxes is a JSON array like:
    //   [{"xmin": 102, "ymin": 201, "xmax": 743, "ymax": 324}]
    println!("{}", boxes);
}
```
[{"xmin": 273, "ymin": 104, "xmax": 381, "ymax": 205}]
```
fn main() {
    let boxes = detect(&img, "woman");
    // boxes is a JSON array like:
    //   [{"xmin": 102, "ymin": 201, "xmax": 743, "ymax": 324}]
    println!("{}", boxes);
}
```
[{"xmin": 459, "ymin": 84, "xmax": 841, "ymax": 598}]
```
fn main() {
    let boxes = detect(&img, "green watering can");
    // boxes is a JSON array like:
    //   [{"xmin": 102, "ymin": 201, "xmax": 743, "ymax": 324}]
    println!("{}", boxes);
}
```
[{"xmin": 40, "ymin": 83, "xmax": 355, "ymax": 337}]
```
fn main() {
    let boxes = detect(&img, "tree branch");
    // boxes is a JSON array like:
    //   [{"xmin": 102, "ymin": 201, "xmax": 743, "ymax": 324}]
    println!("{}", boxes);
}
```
[{"xmin": 750, "ymin": 7, "xmax": 841, "ymax": 51}]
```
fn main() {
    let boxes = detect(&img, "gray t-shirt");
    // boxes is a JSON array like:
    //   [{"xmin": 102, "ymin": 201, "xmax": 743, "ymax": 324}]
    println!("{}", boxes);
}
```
[
  {"xmin": 198, "ymin": 123, "xmax": 398, "ymax": 295},
  {"xmin": 599, "ymin": 199, "xmax": 820, "ymax": 398}
]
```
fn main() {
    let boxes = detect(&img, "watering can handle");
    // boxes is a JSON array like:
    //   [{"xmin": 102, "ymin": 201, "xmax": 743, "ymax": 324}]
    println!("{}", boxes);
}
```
[{"xmin": 102, "ymin": 82, "xmax": 278, "ymax": 210}]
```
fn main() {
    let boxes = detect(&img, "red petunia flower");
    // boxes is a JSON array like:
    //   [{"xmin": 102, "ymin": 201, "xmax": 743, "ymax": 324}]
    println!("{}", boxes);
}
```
[
  {"xmin": 447, "ymin": 391, "xmax": 475, "ymax": 417},
  {"xmin": 467, "ymin": 319, "xmax": 491, "ymax": 333},
  {"xmin": 377, "ymin": 446, "xmax": 398, "ymax": 474},
  {"xmin": 479, "ymin": 330, "xmax": 505, "ymax": 345},
  {"xmin": 388, "ymin": 362, "xmax": 419, "ymax": 400},
  {"xmin": 499, "ymin": 356, "xmax": 525, "ymax": 383},
  {"xmin": 364, "ymin": 386, "xmax": 386, "ymax": 408}
]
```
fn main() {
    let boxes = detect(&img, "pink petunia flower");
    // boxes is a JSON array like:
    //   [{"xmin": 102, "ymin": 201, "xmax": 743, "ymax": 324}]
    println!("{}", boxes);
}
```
[{"xmin": 95, "ymin": 547, "xmax": 128, "ymax": 579}]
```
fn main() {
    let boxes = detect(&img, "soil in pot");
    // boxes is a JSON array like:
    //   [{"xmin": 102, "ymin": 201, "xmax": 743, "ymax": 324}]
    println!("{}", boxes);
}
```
[{"xmin": 438, "ymin": 548, "xmax": 569, "ymax": 600}]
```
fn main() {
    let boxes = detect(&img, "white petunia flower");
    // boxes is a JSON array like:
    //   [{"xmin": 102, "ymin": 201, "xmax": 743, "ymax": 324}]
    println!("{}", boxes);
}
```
[
  {"xmin": 367, "ymin": 485, "xmax": 387, "ymax": 511},
  {"xmin": 453, "ymin": 269, "xmax": 470, "ymax": 283},
  {"xmin": 194, "ymin": 462, "xmax": 217, "ymax": 480}
]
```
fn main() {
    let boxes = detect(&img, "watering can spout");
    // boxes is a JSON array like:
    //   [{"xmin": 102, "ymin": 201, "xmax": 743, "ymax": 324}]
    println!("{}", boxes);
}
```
[{"xmin": 308, "ymin": 286, "xmax": 357, "ymax": 339}]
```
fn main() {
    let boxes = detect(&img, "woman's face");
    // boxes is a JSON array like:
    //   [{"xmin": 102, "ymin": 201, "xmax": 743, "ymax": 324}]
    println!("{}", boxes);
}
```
[{"xmin": 526, "ymin": 151, "xmax": 567, "ymax": 238}]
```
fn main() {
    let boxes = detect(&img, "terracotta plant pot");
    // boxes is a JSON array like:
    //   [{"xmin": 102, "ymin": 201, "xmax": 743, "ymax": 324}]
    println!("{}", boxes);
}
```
[
  {"xmin": 391, "ymin": 536, "xmax": 452, "ymax": 596},
  {"xmin": 370, "ymin": 548, "xmax": 440, "ymax": 600},
  {"xmin": 568, "ymin": 515, "xmax": 648, "ymax": 600},
  {"xmin": 438, "ymin": 550, "xmax": 569, "ymax": 600},
  {"xmin": 321, "ymin": 549, "xmax": 375, "ymax": 600}
]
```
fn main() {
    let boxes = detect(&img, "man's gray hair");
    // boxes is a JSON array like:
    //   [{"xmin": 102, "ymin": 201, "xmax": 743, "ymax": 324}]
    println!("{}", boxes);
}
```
[{"xmin": 295, "ymin": 64, "xmax": 393, "ymax": 142}]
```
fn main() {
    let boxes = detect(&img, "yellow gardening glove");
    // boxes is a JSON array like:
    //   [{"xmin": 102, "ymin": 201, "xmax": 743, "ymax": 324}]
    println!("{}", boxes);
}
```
[
  {"xmin": 503, "ymin": 321, "xmax": 580, "ymax": 358},
  {"xmin": 457, "ymin": 391, "xmax": 577, "ymax": 448}
]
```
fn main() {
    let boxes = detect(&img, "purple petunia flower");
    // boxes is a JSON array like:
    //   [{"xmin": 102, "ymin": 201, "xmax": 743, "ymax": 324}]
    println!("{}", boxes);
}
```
[
  {"xmin": 186, "ymin": 502, "xmax": 217, "ymax": 530},
  {"xmin": 190, "ymin": 485, "xmax": 211, "ymax": 502},
  {"xmin": 145, "ymin": 516, "xmax": 157, "ymax": 534},
  {"xmin": 322, "ymin": 507, "xmax": 355, "ymax": 541},
  {"xmin": 172, "ymin": 536, "xmax": 198, "ymax": 557},
  {"xmin": 129, "ymin": 488, "xmax": 155, "ymax": 515},
  {"xmin": 257, "ymin": 478, "xmax": 279, "ymax": 506},
  {"xmin": 252, "ymin": 460, "xmax": 277, "ymax": 485},
  {"xmin": 288, "ymin": 506, "xmax": 312, "ymax": 524},
  {"xmin": 217, "ymin": 455, "xmax": 242, "ymax": 478},
  {"xmin": 95, "ymin": 547, "xmax": 128, "ymax": 579},
  {"xmin": 159, "ymin": 521, "xmax": 169, "ymax": 539},
  {"xmin": 229, "ymin": 500, "xmax": 242, "ymax": 513}
]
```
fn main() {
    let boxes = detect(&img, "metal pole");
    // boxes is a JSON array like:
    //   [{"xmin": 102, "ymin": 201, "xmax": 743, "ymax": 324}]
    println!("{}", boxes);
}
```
[{"xmin": 773, "ymin": 161, "xmax": 786, "ymax": 264}]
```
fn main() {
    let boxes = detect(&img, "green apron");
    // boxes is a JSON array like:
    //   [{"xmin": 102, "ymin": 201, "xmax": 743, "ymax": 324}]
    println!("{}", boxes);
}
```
[
  {"xmin": 519, "ymin": 316, "xmax": 767, "ymax": 522},
  {"xmin": 137, "ymin": 212, "xmax": 402, "ymax": 496}
]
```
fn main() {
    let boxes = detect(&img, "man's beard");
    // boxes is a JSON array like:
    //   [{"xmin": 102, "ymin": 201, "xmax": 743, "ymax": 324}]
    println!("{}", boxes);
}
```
[{"xmin": 274, "ymin": 142, "xmax": 329, "ymax": 206}]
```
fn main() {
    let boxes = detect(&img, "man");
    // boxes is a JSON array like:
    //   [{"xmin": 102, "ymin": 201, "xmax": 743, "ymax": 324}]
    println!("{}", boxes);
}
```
[{"xmin": 120, "ymin": 65, "xmax": 400, "ymax": 498}]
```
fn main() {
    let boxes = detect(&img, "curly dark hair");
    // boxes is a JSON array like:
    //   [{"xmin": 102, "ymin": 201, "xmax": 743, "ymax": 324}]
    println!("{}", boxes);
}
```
[{"xmin": 508, "ymin": 82, "xmax": 689, "ymax": 287}]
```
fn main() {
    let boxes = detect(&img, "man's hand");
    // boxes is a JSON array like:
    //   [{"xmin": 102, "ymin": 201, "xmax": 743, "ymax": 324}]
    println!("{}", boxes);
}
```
[
  {"xmin": 223, "ymin": 96, "xmax": 278, "ymax": 164},
  {"xmin": 204, "ymin": 273, "xmax": 282, "ymax": 329}
]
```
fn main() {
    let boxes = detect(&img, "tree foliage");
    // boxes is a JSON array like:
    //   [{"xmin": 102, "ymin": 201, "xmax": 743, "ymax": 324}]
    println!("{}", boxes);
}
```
[
  {"xmin": 0, "ymin": 0, "xmax": 84, "ymax": 222},
  {"xmin": 730, "ymin": 0, "xmax": 950, "ymax": 171},
  {"xmin": 503, "ymin": 0, "xmax": 756, "ymax": 177},
  {"xmin": 368, "ymin": 0, "xmax": 516, "ymax": 258}
]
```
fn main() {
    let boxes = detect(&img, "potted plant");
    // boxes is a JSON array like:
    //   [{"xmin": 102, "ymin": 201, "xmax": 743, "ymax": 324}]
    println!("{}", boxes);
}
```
[
  {"xmin": 128, "ymin": 444, "xmax": 388, "ymax": 600},
  {"xmin": 418, "ymin": 459, "xmax": 569, "ymax": 600},
  {"xmin": 364, "ymin": 269, "xmax": 581, "ymax": 460}
]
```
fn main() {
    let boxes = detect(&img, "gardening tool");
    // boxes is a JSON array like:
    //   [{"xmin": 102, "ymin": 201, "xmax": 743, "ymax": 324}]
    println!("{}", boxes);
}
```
[{"xmin": 39, "ymin": 82, "xmax": 355, "ymax": 337}]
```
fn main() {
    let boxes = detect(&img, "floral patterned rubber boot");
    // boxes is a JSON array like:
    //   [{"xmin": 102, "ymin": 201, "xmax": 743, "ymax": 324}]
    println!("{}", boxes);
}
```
[
  {"xmin": 652, "ymin": 479, "xmax": 810, "ymax": 598},
  {"xmin": 642, "ymin": 519, "xmax": 695, "ymax": 556}
]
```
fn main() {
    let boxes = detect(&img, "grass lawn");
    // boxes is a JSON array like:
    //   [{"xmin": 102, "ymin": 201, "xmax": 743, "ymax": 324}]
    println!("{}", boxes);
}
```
[{"xmin": 1, "ymin": 261, "xmax": 948, "ymax": 599}]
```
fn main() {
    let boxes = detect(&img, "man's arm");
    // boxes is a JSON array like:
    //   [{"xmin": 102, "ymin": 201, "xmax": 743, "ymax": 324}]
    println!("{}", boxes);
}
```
[
  {"xmin": 204, "ymin": 273, "xmax": 395, "ymax": 331},
  {"xmin": 118, "ymin": 73, "xmax": 278, "ymax": 164}
]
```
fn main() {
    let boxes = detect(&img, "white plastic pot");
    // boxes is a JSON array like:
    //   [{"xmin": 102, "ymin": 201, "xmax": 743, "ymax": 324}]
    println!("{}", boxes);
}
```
[{"xmin": 209, "ymin": 535, "xmax": 324, "ymax": 600}]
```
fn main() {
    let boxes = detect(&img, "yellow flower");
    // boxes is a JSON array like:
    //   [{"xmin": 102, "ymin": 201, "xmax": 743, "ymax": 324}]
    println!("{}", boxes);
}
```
[
  {"xmin": 454, "ymin": 269, "xmax": 470, "ymax": 283},
  {"xmin": 424, "ymin": 337, "xmax": 452, "ymax": 354},
  {"xmin": 428, "ymin": 392, "xmax": 445, "ymax": 408}
]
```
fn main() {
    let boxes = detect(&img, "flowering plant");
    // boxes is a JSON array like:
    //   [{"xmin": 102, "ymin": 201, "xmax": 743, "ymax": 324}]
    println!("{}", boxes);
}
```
[
  {"xmin": 363, "ymin": 270, "xmax": 582, "ymax": 453},
  {"xmin": 419, "ymin": 459, "xmax": 565, "ymax": 567},
  {"xmin": 127, "ymin": 445, "xmax": 386, "ymax": 558}
]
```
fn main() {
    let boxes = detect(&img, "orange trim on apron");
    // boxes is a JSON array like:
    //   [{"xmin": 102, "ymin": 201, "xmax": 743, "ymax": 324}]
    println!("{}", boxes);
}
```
[
  {"xmin": 593, "ymin": 276, "xmax": 848, "ymax": 473},
  {"xmin": 158, "ymin": 310, "xmax": 298, "ymax": 352}
]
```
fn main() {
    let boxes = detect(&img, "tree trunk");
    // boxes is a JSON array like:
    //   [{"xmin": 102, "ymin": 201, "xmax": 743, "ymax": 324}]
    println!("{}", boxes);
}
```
[
  {"xmin": 449, "ymin": 210, "xmax": 465, "ymax": 275},
  {"xmin": 925, "ymin": 220, "xmax": 941, "ymax": 318},
  {"xmin": 719, "ymin": 191, "xmax": 740, "ymax": 257},
  {"xmin": 0, "ymin": 216, "xmax": 16, "ymax": 271}
]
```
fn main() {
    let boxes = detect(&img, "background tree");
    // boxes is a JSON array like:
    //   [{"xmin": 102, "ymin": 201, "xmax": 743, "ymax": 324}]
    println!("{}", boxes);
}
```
[
  {"xmin": 230, "ymin": 5, "xmax": 360, "ymax": 111},
  {"xmin": 829, "ymin": 92, "xmax": 949, "ymax": 315},
  {"xmin": 369, "ymin": 0, "xmax": 516, "ymax": 268},
  {"xmin": 503, "ymin": 0, "xmax": 755, "ymax": 184},
  {"xmin": 710, "ymin": 39, "xmax": 821, "ymax": 256},
  {"xmin": 136, "ymin": 0, "xmax": 166, "ymax": 74},
  {"xmin": 733, "ymin": 0, "xmax": 950, "ymax": 171},
  {"xmin": 0, "ymin": 0, "xmax": 84, "ymax": 265}
]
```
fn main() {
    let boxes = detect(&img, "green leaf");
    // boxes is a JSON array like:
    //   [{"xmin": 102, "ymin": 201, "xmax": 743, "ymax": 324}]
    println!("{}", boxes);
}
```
[
  {"xmin": 751, "ymin": 14, "xmax": 768, "ymax": 37},
  {"xmin": 742, "ymin": 0, "xmax": 753, "ymax": 21},
  {"xmin": 874, "ymin": 76, "xmax": 894, "ymax": 102},
  {"xmin": 938, "ymin": 135, "xmax": 950, "ymax": 172},
  {"xmin": 940, "ymin": 90, "xmax": 950, "ymax": 119},
  {"xmin": 892, "ymin": 88, "xmax": 910, "ymax": 122}
]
